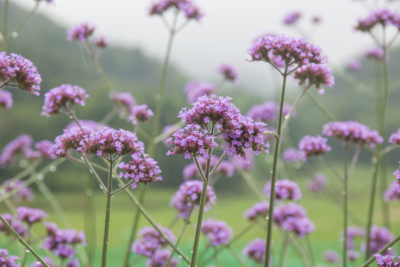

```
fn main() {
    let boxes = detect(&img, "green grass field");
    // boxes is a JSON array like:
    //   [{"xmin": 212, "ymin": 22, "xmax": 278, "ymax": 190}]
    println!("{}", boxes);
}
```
[{"xmin": 1, "ymin": 162, "xmax": 400, "ymax": 266}]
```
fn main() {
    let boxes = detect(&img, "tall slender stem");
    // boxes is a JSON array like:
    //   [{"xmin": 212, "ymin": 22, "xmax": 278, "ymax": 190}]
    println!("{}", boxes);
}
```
[
  {"xmin": 278, "ymin": 232, "xmax": 289, "ymax": 267},
  {"xmin": 101, "ymin": 158, "xmax": 113, "ymax": 267},
  {"xmin": 306, "ymin": 91, "xmax": 337, "ymax": 121},
  {"xmin": 2, "ymin": 0, "xmax": 9, "ymax": 51},
  {"xmin": 9, "ymin": 2, "xmax": 39, "ymax": 39},
  {"xmin": 264, "ymin": 66, "xmax": 289, "ymax": 267},
  {"xmin": 342, "ymin": 144, "xmax": 349, "ymax": 267},
  {"xmin": 165, "ymin": 221, "xmax": 188, "ymax": 266}
]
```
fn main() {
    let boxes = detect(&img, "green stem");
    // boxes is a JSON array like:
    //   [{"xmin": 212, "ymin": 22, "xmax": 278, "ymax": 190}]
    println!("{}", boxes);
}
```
[
  {"xmin": 281, "ymin": 87, "xmax": 308, "ymax": 132},
  {"xmin": 0, "ymin": 216, "xmax": 49, "ymax": 267},
  {"xmin": 306, "ymin": 91, "xmax": 337, "ymax": 121},
  {"xmin": 101, "ymin": 158, "xmax": 113, "ymax": 267},
  {"xmin": 165, "ymin": 221, "xmax": 188, "ymax": 266},
  {"xmin": 278, "ymin": 232, "xmax": 289, "ymax": 267},
  {"xmin": 2, "ymin": 0, "xmax": 9, "ymax": 50},
  {"xmin": 227, "ymin": 245, "xmax": 248, "ymax": 267},
  {"xmin": 84, "ymin": 175, "xmax": 96, "ymax": 266},
  {"xmin": 343, "ymin": 144, "xmax": 349, "ymax": 267},
  {"xmin": 306, "ymin": 236, "xmax": 315, "ymax": 267},
  {"xmin": 362, "ymin": 235, "xmax": 400, "ymax": 267},
  {"xmin": 265, "ymin": 66, "xmax": 289, "ymax": 267}
]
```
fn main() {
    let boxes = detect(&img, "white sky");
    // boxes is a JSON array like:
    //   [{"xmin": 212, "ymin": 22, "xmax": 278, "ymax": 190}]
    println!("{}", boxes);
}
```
[{"xmin": 11, "ymin": 0, "xmax": 400, "ymax": 91}]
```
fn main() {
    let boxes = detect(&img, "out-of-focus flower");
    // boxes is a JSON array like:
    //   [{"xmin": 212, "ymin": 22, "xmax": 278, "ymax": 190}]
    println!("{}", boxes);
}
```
[
  {"xmin": 0, "ymin": 249, "xmax": 19, "ymax": 267},
  {"xmin": 347, "ymin": 59, "xmax": 362, "ymax": 72},
  {"xmin": 298, "ymin": 135, "xmax": 331, "ymax": 159},
  {"xmin": 149, "ymin": 0, "xmax": 203, "ymax": 21},
  {"xmin": 365, "ymin": 47, "xmax": 384, "ymax": 61},
  {"xmin": 293, "ymin": 63, "xmax": 334, "ymax": 93},
  {"xmin": 389, "ymin": 129, "xmax": 400, "ymax": 145},
  {"xmin": 129, "ymin": 104, "xmax": 154, "ymax": 124},
  {"xmin": 264, "ymin": 179, "xmax": 302, "ymax": 201},
  {"xmin": 184, "ymin": 81, "xmax": 217, "ymax": 103},
  {"xmin": 307, "ymin": 173, "xmax": 328, "ymax": 193},
  {"xmin": 282, "ymin": 148, "xmax": 306, "ymax": 163},
  {"xmin": 16, "ymin": 206, "xmax": 47, "ymax": 225},
  {"xmin": 283, "ymin": 11, "xmax": 302, "ymax": 25},
  {"xmin": 232, "ymin": 149, "xmax": 254, "ymax": 171},
  {"xmin": 0, "ymin": 134, "xmax": 34, "ymax": 166},
  {"xmin": 312, "ymin": 15, "xmax": 322, "ymax": 24},
  {"xmin": 375, "ymin": 254, "xmax": 400, "ymax": 267},
  {"xmin": 355, "ymin": 8, "xmax": 400, "ymax": 32},
  {"xmin": 0, "ymin": 213, "xmax": 27, "ymax": 237},
  {"xmin": 67, "ymin": 22, "xmax": 95, "ymax": 42},
  {"xmin": 346, "ymin": 226, "xmax": 365, "ymax": 249},
  {"xmin": 2, "ymin": 180, "xmax": 34, "ymax": 202},
  {"xmin": 201, "ymin": 219, "xmax": 233, "ymax": 246},
  {"xmin": 146, "ymin": 249, "xmax": 179, "ymax": 267},
  {"xmin": 362, "ymin": 226, "xmax": 393, "ymax": 255},
  {"xmin": 244, "ymin": 201, "xmax": 269, "ymax": 222},
  {"xmin": 93, "ymin": 36, "xmax": 109, "ymax": 48},
  {"xmin": 109, "ymin": 92, "xmax": 136, "ymax": 115},
  {"xmin": 273, "ymin": 202, "xmax": 314, "ymax": 236},
  {"xmin": 53, "ymin": 127, "xmax": 93, "ymax": 157},
  {"xmin": 132, "ymin": 226, "xmax": 175, "ymax": 257},
  {"xmin": 324, "ymin": 250, "xmax": 339, "ymax": 263},
  {"xmin": 247, "ymin": 101, "xmax": 293, "ymax": 123},
  {"xmin": 218, "ymin": 64, "xmax": 238, "ymax": 82},
  {"xmin": 243, "ymin": 238, "xmax": 266, "ymax": 264},
  {"xmin": 384, "ymin": 181, "xmax": 400, "ymax": 202},
  {"xmin": 0, "ymin": 90, "xmax": 12, "ymax": 109},
  {"xmin": 34, "ymin": 140, "xmax": 56, "ymax": 160}
]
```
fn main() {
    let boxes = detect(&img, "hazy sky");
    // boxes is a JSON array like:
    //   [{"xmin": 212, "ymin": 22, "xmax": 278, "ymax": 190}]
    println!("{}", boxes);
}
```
[{"xmin": 12, "ymin": 0, "xmax": 400, "ymax": 91}]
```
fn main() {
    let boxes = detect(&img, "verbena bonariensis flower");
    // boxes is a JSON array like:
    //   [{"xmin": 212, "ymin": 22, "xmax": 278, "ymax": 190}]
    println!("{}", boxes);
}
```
[
  {"xmin": 248, "ymin": 34, "xmax": 325, "ymax": 71},
  {"xmin": 132, "ymin": 226, "xmax": 176, "ymax": 257},
  {"xmin": 282, "ymin": 217, "xmax": 315, "ymax": 237},
  {"xmin": 184, "ymin": 81, "xmax": 217, "ymax": 103},
  {"xmin": 346, "ymin": 226, "xmax": 365, "ymax": 249},
  {"xmin": 355, "ymin": 8, "xmax": 400, "ymax": 32},
  {"xmin": 0, "ymin": 213, "xmax": 27, "ymax": 237},
  {"xmin": 394, "ymin": 162, "xmax": 400, "ymax": 183},
  {"xmin": 67, "ymin": 22, "xmax": 95, "ymax": 42},
  {"xmin": 307, "ymin": 173, "xmax": 328, "ymax": 193},
  {"xmin": 0, "ymin": 134, "xmax": 34, "ymax": 166},
  {"xmin": 16, "ymin": 206, "xmax": 47, "ymax": 225},
  {"xmin": 170, "ymin": 180, "xmax": 216, "ymax": 218},
  {"xmin": 217, "ymin": 160, "xmax": 235, "ymax": 177},
  {"xmin": 384, "ymin": 181, "xmax": 400, "ymax": 201},
  {"xmin": 118, "ymin": 152, "xmax": 162, "ymax": 188},
  {"xmin": 293, "ymin": 63, "xmax": 335, "ymax": 93},
  {"xmin": 80, "ymin": 127, "xmax": 144, "ymax": 157},
  {"xmin": 264, "ymin": 179, "xmax": 302, "ymax": 201},
  {"xmin": 146, "ymin": 249, "xmax": 179, "ymax": 267},
  {"xmin": 2, "ymin": 179, "xmax": 34, "ymax": 202},
  {"xmin": 283, "ymin": 11, "xmax": 302, "ymax": 25},
  {"xmin": 34, "ymin": 140, "xmax": 56, "ymax": 160},
  {"xmin": 166, "ymin": 124, "xmax": 217, "ymax": 159},
  {"xmin": 375, "ymin": 254, "xmax": 400, "ymax": 267},
  {"xmin": 389, "ymin": 129, "xmax": 400, "ymax": 145},
  {"xmin": 41, "ymin": 84, "xmax": 89, "ymax": 116},
  {"xmin": 109, "ymin": 92, "xmax": 136, "ymax": 115},
  {"xmin": 365, "ymin": 47, "xmax": 384, "ymax": 61},
  {"xmin": 218, "ymin": 64, "xmax": 238, "ymax": 82},
  {"xmin": 53, "ymin": 127, "xmax": 93, "ymax": 157},
  {"xmin": 233, "ymin": 149, "xmax": 254, "ymax": 171},
  {"xmin": 93, "ymin": 36, "xmax": 109, "ymax": 49},
  {"xmin": 201, "ymin": 219, "xmax": 233, "ymax": 246},
  {"xmin": 324, "ymin": 250, "xmax": 339, "ymax": 263},
  {"xmin": 0, "ymin": 89, "xmax": 12, "ymax": 108},
  {"xmin": 129, "ymin": 104, "xmax": 154, "ymax": 124},
  {"xmin": 243, "ymin": 238, "xmax": 266, "ymax": 264},
  {"xmin": 0, "ymin": 249, "xmax": 19, "ymax": 267},
  {"xmin": 244, "ymin": 201, "xmax": 269, "ymax": 222},
  {"xmin": 298, "ymin": 135, "xmax": 331, "ymax": 159},
  {"xmin": 149, "ymin": 0, "xmax": 203, "ymax": 21},
  {"xmin": 322, "ymin": 121, "xmax": 383, "ymax": 148},
  {"xmin": 347, "ymin": 59, "xmax": 362, "ymax": 72},
  {"xmin": 273, "ymin": 203, "xmax": 306, "ymax": 227},
  {"xmin": 348, "ymin": 250, "xmax": 360, "ymax": 262},
  {"xmin": 282, "ymin": 148, "xmax": 306, "ymax": 163},
  {"xmin": 362, "ymin": 226, "xmax": 394, "ymax": 255},
  {"xmin": 247, "ymin": 101, "xmax": 293, "ymax": 123}
]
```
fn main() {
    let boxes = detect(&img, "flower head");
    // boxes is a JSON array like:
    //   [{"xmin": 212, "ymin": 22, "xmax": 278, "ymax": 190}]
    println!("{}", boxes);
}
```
[
  {"xmin": 0, "ymin": 90, "xmax": 12, "ymax": 109},
  {"xmin": 355, "ymin": 8, "xmax": 400, "ymax": 32},
  {"xmin": 132, "ymin": 226, "xmax": 175, "ymax": 257},
  {"xmin": 282, "ymin": 148, "xmax": 306, "ymax": 163},
  {"xmin": 109, "ymin": 92, "xmax": 136, "ymax": 115},
  {"xmin": 170, "ymin": 180, "xmax": 216, "ymax": 218},
  {"xmin": 93, "ymin": 36, "xmax": 109, "ymax": 48},
  {"xmin": 283, "ymin": 11, "xmax": 302, "ymax": 25},
  {"xmin": 389, "ymin": 129, "xmax": 400, "ymax": 145},
  {"xmin": 232, "ymin": 149, "xmax": 255, "ymax": 171},
  {"xmin": 0, "ymin": 134, "xmax": 34, "ymax": 166},
  {"xmin": 34, "ymin": 140, "xmax": 57, "ymax": 160},
  {"xmin": 293, "ymin": 63, "xmax": 334, "ymax": 93},
  {"xmin": 16, "ymin": 206, "xmax": 47, "ymax": 225},
  {"xmin": 384, "ymin": 181, "xmax": 400, "ymax": 202},
  {"xmin": 243, "ymin": 238, "xmax": 266, "ymax": 264},
  {"xmin": 2, "ymin": 180, "xmax": 34, "ymax": 202},
  {"xmin": 201, "ymin": 219, "xmax": 233, "ymax": 246},
  {"xmin": 247, "ymin": 101, "xmax": 292, "ymax": 123},
  {"xmin": 375, "ymin": 254, "xmax": 400, "ymax": 267},
  {"xmin": 0, "ymin": 213, "xmax": 27, "ymax": 237},
  {"xmin": 146, "ymin": 249, "xmax": 179, "ymax": 267},
  {"xmin": 0, "ymin": 249, "xmax": 19, "ymax": 267},
  {"xmin": 346, "ymin": 226, "xmax": 365, "ymax": 249},
  {"xmin": 273, "ymin": 203, "xmax": 306, "ymax": 227},
  {"xmin": 307, "ymin": 173, "xmax": 328, "ymax": 193},
  {"xmin": 244, "ymin": 201, "xmax": 269, "ymax": 221},
  {"xmin": 184, "ymin": 82, "xmax": 217, "ymax": 103},
  {"xmin": 365, "ymin": 47, "xmax": 384, "ymax": 61},
  {"xmin": 129, "ymin": 104, "xmax": 154, "ymax": 124},
  {"xmin": 67, "ymin": 22, "xmax": 95, "ymax": 42},
  {"xmin": 42, "ymin": 84, "xmax": 89, "ymax": 116},
  {"xmin": 53, "ymin": 127, "xmax": 93, "ymax": 157},
  {"xmin": 149, "ymin": 0, "xmax": 203, "ymax": 20},
  {"xmin": 324, "ymin": 250, "xmax": 339, "ymax": 263},
  {"xmin": 362, "ymin": 226, "xmax": 393, "ymax": 255},
  {"xmin": 298, "ymin": 135, "xmax": 331, "ymax": 159},
  {"xmin": 264, "ymin": 179, "xmax": 302, "ymax": 201},
  {"xmin": 347, "ymin": 60, "xmax": 362, "ymax": 72},
  {"xmin": 218, "ymin": 64, "xmax": 238, "ymax": 82}
]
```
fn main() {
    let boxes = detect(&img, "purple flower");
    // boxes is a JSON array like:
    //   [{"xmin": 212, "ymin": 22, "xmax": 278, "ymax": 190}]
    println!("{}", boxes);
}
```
[
  {"xmin": 119, "ymin": 152, "xmax": 162, "ymax": 189},
  {"xmin": 146, "ymin": 249, "xmax": 179, "ymax": 267},
  {"xmin": 0, "ymin": 213, "xmax": 27, "ymax": 237},
  {"xmin": 365, "ymin": 47, "xmax": 385, "ymax": 61},
  {"xmin": 282, "ymin": 217, "xmax": 315, "ymax": 237},
  {"xmin": 53, "ymin": 127, "xmax": 93, "ymax": 157},
  {"xmin": 132, "ymin": 226, "xmax": 175, "ymax": 257},
  {"xmin": 389, "ymin": 129, "xmax": 400, "ymax": 145},
  {"xmin": 247, "ymin": 101, "xmax": 293, "ymax": 123},
  {"xmin": 0, "ymin": 89, "xmax": 12, "ymax": 109},
  {"xmin": 217, "ymin": 160, "xmax": 235, "ymax": 177},
  {"xmin": 243, "ymin": 238, "xmax": 266, "ymax": 264},
  {"xmin": 0, "ymin": 249, "xmax": 19, "ymax": 267},
  {"xmin": 170, "ymin": 180, "xmax": 216, "ymax": 218},
  {"xmin": 0, "ymin": 134, "xmax": 34, "ymax": 166},
  {"xmin": 16, "ymin": 206, "xmax": 47, "ymax": 225},
  {"xmin": 129, "ymin": 104, "xmax": 154, "ymax": 124},
  {"xmin": 0, "ymin": 51, "xmax": 15, "ymax": 82},
  {"xmin": 248, "ymin": 34, "xmax": 325, "ymax": 71},
  {"xmin": 312, "ymin": 15, "xmax": 322, "ymax": 24},
  {"xmin": 67, "ymin": 22, "xmax": 95, "ymax": 42},
  {"xmin": 93, "ymin": 36, "xmax": 109, "ymax": 48},
  {"xmin": 362, "ymin": 226, "xmax": 394, "ymax": 255},
  {"xmin": 298, "ymin": 135, "xmax": 331, "ymax": 159},
  {"xmin": 149, "ymin": 0, "xmax": 203, "ymax": 21},
  {"xmin": 273, "ymin": 203, "xmax": 306, "ymax": 227},
  {"xmin": 184, "ymin": 81, "xmax": 217, "ymax": 103},
  {"xmin": 218, "ymin": 64, "xmax": 238, "ymax": 82},
  {"xmin": 264, "ymin": 179, "xmax": 302, "ymax": 202},
  {"xmin": 293, "ymin": 63, "xmax": 335, "ymax": 93},
  {"xmin": 348, "ymin": 250, "xmax": 360, "ymax": 262},
  {"xmin": 324, "ymin": 250, "xmax": 339, "ymax": 263},
  {"xmin": 346, "ymin": 226, "xmax": 365, "ymax": 250},
  {"xmin": 166, "ymin": 124, "xmax": 217, "ymax": 159},
  {"xmin": 34, "ymin": 140, "xmax": 57, "ymax": 160},
  {"xmin": 244, "ymin": 201, "xmax": 269, "ymax": 221},
  {"xmin": 347, "ymin": 60, "xmax": 362, "ymax": 72},
  {"xmin": 201, "ymin": 219, "xmax": 233, "ymax": 246},
  {"xmin": 42, "ymin": 84, "xmax": 89, "ymax": 116},
  {"xmin": 282, "ymin": 148, "xmax": 306, "ymax": 163},
  {"xmin": 394, "ymin": 162, "xmax": 400, "ymax": 184},
  {"xmin": 2, "ymin": 180, "xmax": 34, "ymax": 202},
  {"xmin": 109, "ymin": 92, "xmax": 136, "ymax": 115},
  {"xmin": 322, "ymin": 121, "xmax": 383, "ymax": 148},
  {"xmin": 307, "ymin": 173, "xmax": 328, "ymax": 193},
  {"xmin": 375, "ymin": 254, "xmax": 400, "ymax": 267},
  {"xmin": 283, "ymin": 11, "xmax": 302, "ymax": 25},
  {"xmin": 355, "ymin": 8, "xmax": 400, "ymax": 32},
  {"xmin": 232, "ymin": 149, "xmax": 255, "ymax": 171},
  {"xmin": 384, "ymin": 181, "xmax": 400, "ymax": 202}
]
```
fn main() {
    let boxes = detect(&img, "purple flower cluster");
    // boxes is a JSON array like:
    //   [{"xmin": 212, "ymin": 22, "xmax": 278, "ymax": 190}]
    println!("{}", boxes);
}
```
[
  {"xmin": 132, "ymin": 226, "xmax": 175, "ymax": 258},
  {"xmin": 264, "ymin": 179, "xmax": 302, "ymax": 201},
  {"xmin": 384, "ymin": 181, "xmax": 400, "ymax": 201},
  {"xmin": 293, "ymin": 63, "xmax": 335, "ymax": 93},
  {"xmin": 347, "ymin": 226, "xmax": 365, "ymax": 250},
  {"xmin": 322, "ymin": 121, "xmax": 383, "ymax": 147},
  {"xmin": 93, "ymin": 36, "xmax": 109, "ymax": 49},
  {"xmin": 324, "ymin": 250, "xmax": 339, "ymax": 263},
  {"xmin": 274, "ymin": 203, "xmax": 315, "ymax": 237},
  {"xmin": 375, "ymin": 254, "xmax": 400, "ymax": 267},
  {"xmin": 394, "ymin": 162, "xmax": 400, "ymax": 183},
  {"xmin": 166, "ymin": 124, "xmax": 217, "ymax": 159},
  {"xmin": 170, "ymin": 180, "xmax": 216, "ymax": 218},
  {"xmin": 247, "ymin": 101, "xmax": 292, "ymax": 123},
  {"xmin": 0, "ymin": 213, "xmax": 27, "ymax": 237},
  {"xmin": 248, "ymin": 35, "xmax": 325, "ymax": 70},
  {"xmin": 365, "ymin": 47, "xmax": 384, "ymax": 61},
  {"xmin": 389, "ymin": 129, "xmax": 400, "ymax": 145},
  {"xmin": 118, "ymin": 152, "xmax": 162, "ymax": 188},
  {"xmin": 243, "ymin": 238, "xmax": 266, "ymax": 264},
  {"xmin": 307, "ymin": 173, "xmax": 328, "ymax": 193},
  {"xmin": 355, "ymin": 8, "xmax": 400, "ymax": 32},
  {"xmin": 43, "ymin": 223, "xmax": 85, "ymax": 265},
  {"xmin": 232, "ymin": 149, "xmax": 254, "ymax": 171},
  {"xmin": 53, "ymin": 127, "xmax": 93, "ymax": 157},
  {"xmin": 283, "ymin": 11, "xmax": 302, "ymax": 25},
  {"xmin": 109, "ymin": 92, "xmax": 136, "ymax": 115},
  {"xmin": 218, "ymin": 64, "xmax": 238, "ymax": 82},
  {"xmin": 0, "ymin": 249, "xmax": 19, "ymax": 267},
  {"xmin": 0, "ymin": 52, "xmax": 42, "ymax": 95},
  {"xmin": 42, "ymin": 84, "xmax": 89, "ymax": 116},
  {"xmin": 0, "ymin": 89, "xmax": 12, "ymax": 108},
  {"xmin": 362, "ymin": 226, "xmax": 394, "ymax": 255},
  {"xmin": 34, "ymin": 140, "xmax": 57, "ymax": 160},
  {"xmin": 2, "ymin": 179, "xmax": 34, "ymax": 202},
  {"xmin": 282, "ymin": 148, "xmax": 306, "ymax": 163},
  {"xmin": 129, "ymin": 104, "xmax": 154, "ymax": 124},
  {"xmin": 16, "ymin": 206, "xmax": 47, "ymax": 225},
  {"xmin": 146, "ymin": 249, "xmax": 179, "ymax": 267},
  {"xmin": 184, "ymin": 81, "xmax": 217, "ymax": 103},
  {"xmin": 149, "ymin": 0, "xmax": 203, "ymax": 20},
  {"xmin": 298, "ymin": 135, "xmax": 331, "ymax": 159},
  {"xmin": 67, "ymin": 22, "xmax": 95, "ymax": 42},
  {"xmin": 0, "ymin": 134, "xmax": 34, "ymax": 166},
  {"xmin": 244, "ymin": 201, "xmax": 269, "ymax": 221},
  {"xmin": 201, "ymin": 219, "xmax": 233, "ymax": 246},
  {"xmin": 347, "ymin": 60, "xmax": 362, "ymax": 72}
]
